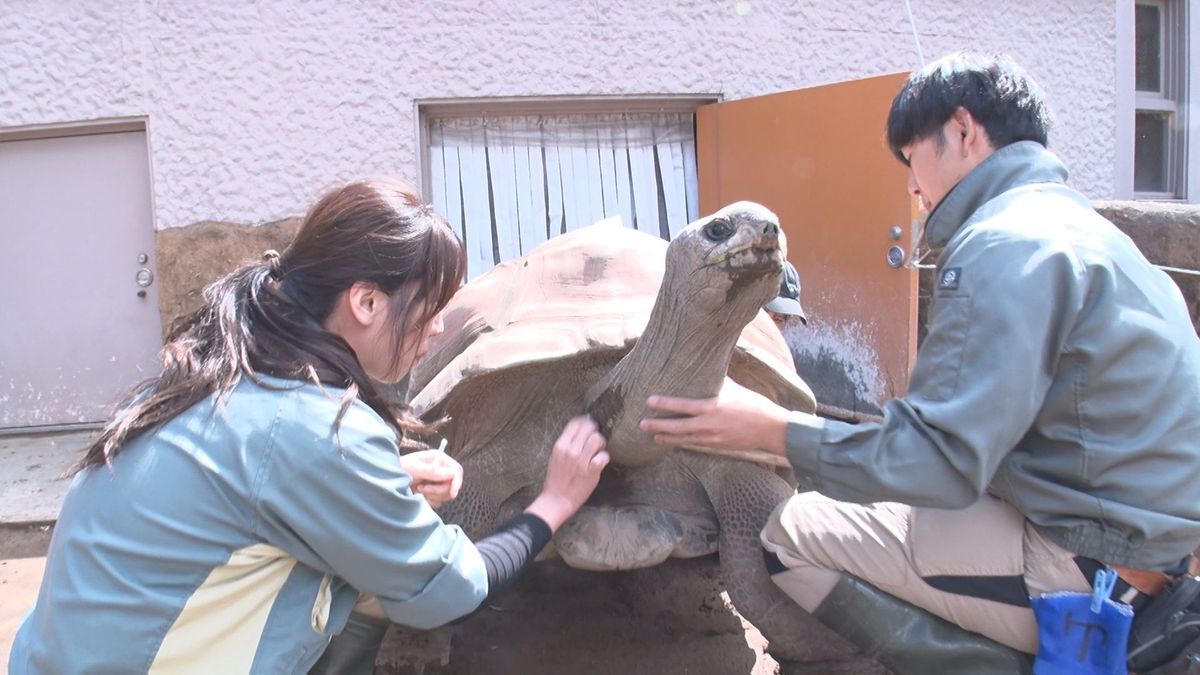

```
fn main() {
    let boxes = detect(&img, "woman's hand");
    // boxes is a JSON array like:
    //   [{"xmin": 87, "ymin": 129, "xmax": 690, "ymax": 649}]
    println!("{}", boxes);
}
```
[
  {"xmin": 401, "ymin": 448, "xmax": 463, "ymax": 509},
  {"xmin": 639, "ymin": 377, "xmax": 790, "ymax": 456},
  {"xmin": 525, "ymin": 416, "xmax": 609, "ymax": 532}
]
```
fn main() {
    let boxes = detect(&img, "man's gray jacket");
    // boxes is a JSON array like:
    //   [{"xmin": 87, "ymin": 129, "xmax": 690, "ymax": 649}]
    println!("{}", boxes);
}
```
[{"xmin": 784, "ymin": 140, "xmax": 1200, "ymax": 570}]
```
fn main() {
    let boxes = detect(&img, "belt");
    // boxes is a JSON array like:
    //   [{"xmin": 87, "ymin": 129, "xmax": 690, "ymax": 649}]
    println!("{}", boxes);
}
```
[
  {"xmin": 1112, "ymin": 564, "xmax": 1171, "ymax": 598},
  {"xmin": 1075, "ymin": 557, "xmax": 1174, "ymax": 610}
]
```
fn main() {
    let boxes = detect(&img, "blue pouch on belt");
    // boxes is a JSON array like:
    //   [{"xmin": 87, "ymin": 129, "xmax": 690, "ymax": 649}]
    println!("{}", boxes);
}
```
[{"xmin": 1031, "ymin": 568, "xmax": 1135, "ymax": 675}]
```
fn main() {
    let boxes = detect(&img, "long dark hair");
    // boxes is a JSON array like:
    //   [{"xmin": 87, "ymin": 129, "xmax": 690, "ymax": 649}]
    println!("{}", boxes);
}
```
[{"xmin": 75, "ymin": 178, "xmax": 465, "ymax": 473}]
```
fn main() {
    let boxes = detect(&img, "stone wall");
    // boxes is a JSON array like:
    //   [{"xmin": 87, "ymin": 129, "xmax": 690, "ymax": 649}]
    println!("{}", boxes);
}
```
[
  {"xmin": 155, "ymin": 218, "xmax": 301, "ymax": 337},
  {"xmin": 1095, "ymin": 201, "xmax": 1200, "ymax": 335},
  {"xmin": 917, "ymin": 200, "xmax": 1200, "ymax": 343},
  {"xmin": 156, "ymin": 201, "xmax": 1200, "ymax": 362}
]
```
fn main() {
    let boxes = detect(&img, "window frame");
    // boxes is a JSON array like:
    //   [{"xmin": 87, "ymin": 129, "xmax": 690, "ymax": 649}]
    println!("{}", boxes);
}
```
[
  {"xmin": 1118, "ymin": 0, "xmax": 1194, "ymax": 201},
  {"xmin": 415, "ymin": 95, "xmax": 719, "ymax": 202},
  {"xmin": 1190, "ymin": 0, "xmax": 1200, "ymax": 202},
  {"xmin": 414, "ymin": 95, "xmax": 721, "ymax": 278}
]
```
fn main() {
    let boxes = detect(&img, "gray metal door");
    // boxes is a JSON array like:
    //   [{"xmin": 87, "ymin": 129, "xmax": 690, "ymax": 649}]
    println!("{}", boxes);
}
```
[{"xmin": 0, "ymin": 129, "xmax": 162, "ymax": 430}]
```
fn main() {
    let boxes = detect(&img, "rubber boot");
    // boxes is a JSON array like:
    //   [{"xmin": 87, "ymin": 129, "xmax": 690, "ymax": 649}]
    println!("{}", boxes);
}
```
[
  {"xmin": 813, "ymin": 573, "xmax": 1033, "ymax": 675},
  {"xmin": 309, "ymin": 611, "xmax": 390, "ymax": 675}
]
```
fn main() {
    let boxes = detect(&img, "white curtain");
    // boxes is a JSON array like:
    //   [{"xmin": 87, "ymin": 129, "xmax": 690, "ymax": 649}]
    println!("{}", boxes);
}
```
[{"xmin": 428, "ymin": 112, "xmax": 699, "ymax": 279}]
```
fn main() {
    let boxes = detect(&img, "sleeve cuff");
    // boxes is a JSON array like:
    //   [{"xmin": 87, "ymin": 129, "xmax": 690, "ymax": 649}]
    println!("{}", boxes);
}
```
[
  {"xmin": 784, "ymin": 410, "xmax": 827, "ymax": 486},
  {"xmin": 377, "ymin": 525, "xmax": 489, "ymax": 629},
  {"xmin": 505, "ymin": 513, "xmax": 553, "ymax": 553}
]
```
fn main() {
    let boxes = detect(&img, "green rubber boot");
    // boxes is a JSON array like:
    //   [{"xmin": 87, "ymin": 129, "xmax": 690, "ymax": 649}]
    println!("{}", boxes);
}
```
[{"xmin": 813, "ymin": 574, "xmax": 1033, "ymax": 675}]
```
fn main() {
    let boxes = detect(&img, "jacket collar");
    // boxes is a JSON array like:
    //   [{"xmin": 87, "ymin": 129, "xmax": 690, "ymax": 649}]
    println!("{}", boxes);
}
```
[{"xmin": 923, "ymin": 141, "xmax": 1069, "ymax": 249}]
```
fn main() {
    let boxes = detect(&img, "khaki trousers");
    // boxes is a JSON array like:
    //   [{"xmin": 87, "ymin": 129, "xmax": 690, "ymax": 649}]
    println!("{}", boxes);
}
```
[{"xmin": 760, "ymin": 492, "xmax": 1092, "ymax": 654}]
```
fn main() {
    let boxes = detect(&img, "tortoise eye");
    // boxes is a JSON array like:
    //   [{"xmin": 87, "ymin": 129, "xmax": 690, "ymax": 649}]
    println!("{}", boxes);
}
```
[{"xmin": 703, "ymin": 218, "xmax": 735, "ymax": 242}]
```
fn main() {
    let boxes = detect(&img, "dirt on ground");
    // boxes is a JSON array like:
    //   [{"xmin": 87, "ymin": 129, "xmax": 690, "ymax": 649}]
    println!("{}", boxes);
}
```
[{"xmin": 374, "ymin": 555, "xmax": 781, "ymax": 675}]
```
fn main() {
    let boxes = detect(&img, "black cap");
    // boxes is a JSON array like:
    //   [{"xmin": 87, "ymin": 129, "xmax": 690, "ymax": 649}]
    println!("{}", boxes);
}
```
[{"xmin": 765, "ymin": 261, "xmax": 808, "ymax": 324}]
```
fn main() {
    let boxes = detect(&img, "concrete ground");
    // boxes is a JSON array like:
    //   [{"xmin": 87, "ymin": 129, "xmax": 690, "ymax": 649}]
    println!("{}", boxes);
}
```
[
  {"xmin": 0, "ymin": 430, "xmax": 91, "ymax": 528},
  {"xmin": 0, "ymin": 430, "xmax": 92, "ymax": 668}
]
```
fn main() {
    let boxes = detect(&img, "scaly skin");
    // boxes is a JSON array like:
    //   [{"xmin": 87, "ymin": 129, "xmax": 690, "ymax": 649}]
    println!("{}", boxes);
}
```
[{"xmin": 692, "ymin": 454, "xmax": 883, "ymax": 671}]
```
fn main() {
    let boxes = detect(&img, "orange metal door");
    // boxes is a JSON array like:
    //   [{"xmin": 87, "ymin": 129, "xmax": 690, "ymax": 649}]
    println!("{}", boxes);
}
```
[{"xmin": 697, "ymin": 73, "xmax": 917, "ymax": 415}]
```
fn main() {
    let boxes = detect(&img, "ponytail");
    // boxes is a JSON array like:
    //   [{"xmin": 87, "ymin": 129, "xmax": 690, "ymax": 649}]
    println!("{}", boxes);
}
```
[{"xmin": 74, "ymin": 179, "xmax": 464, "ymax": 473}]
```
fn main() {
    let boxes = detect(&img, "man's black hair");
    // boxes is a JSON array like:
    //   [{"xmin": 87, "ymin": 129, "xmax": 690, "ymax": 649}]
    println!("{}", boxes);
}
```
[{"xmin": 885, "ymin": 52, "xmax": 1051, "ymax": 165}]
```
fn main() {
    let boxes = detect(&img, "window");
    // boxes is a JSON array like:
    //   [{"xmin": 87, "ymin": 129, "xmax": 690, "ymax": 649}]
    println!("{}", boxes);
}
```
[
  {"xmin": 421, "ymin": 103, "xmax": 707, "ymax": 279},
  {"xmin": 1129, "ymin": 0, "xmax": 1191, "ymax": 199}
]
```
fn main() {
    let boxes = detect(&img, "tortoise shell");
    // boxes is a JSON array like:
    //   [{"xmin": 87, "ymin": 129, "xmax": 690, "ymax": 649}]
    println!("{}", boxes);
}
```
[{"xmin": 409, "ymin": 218, "xmax": 815, "ymax": 416}]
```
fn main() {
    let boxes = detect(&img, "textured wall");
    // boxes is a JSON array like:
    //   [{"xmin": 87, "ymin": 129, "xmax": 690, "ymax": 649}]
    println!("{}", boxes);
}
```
[{"xmin": 2, "ymin": 0, "xmax": 1117, "ymax": 230}]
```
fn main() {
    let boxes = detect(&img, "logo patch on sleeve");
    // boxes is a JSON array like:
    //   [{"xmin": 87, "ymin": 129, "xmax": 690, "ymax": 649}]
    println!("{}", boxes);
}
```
[{"xmin": 938, "ymin": 267, "xmax": 962, "ymax": 291}]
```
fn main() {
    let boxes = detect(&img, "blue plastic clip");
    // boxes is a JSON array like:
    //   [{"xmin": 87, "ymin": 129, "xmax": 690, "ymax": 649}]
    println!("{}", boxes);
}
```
[{"xmin": 1091, "ymin": 567, "xmax": 1118, "ymax": 614}]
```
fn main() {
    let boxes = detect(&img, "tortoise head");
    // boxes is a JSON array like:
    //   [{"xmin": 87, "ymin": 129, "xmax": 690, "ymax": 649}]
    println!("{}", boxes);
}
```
[
  {"xmin": 586, "ymin": 201, "xmax": 786, "ymax": 467},
  {"xmin": 663, "ymin": 201, "xmax": 785, "ymax": 318}
]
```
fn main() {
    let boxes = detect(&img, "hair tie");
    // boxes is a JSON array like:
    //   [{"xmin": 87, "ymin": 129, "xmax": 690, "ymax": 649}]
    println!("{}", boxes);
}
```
[{"xmin": 262, "ymin": 249, "xmax": 284, "ymax": 279}]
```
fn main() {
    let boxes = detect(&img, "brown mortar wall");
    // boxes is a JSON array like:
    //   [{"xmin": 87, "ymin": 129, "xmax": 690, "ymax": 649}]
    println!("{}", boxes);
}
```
[
  {"xmin": 1095, "ymin": 200, "xmax": 1200, "ymax": 335},
  {"xmin": 154, "ymin": 218, "xmax": 302, "ymax": 338},
  {"xmin": 918, "ymin": 200, "xmax": 1200, "ymax": 343},
  {"xmin": 157, "ymin": 201, "xmax": 1199, "ymax": 351}
]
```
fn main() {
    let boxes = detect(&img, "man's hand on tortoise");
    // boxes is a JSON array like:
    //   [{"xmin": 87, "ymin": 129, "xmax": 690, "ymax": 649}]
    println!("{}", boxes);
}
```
[{"xmin": 641, "ymin": 378, "xmax": 790, "ymax": 457}]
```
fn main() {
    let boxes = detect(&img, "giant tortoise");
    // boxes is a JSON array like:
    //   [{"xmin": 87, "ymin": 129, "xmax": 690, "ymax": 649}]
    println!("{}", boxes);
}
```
[{"xmin": 406, "ymin": 202, "xmax": 869, "ymax": 670}]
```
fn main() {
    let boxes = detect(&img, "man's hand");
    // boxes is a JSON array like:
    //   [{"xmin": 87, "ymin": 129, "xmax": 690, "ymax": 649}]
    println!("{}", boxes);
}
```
[
  {"xmin": 639, "ymin": 377, "xmax": 790, "ymax": 456},
  {"xmin": 401, "ymin": 449, "xmax": 463, "ymax": 509}
]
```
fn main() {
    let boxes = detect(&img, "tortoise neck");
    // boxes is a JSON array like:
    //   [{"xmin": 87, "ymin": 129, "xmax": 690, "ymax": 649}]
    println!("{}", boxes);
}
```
[{"xmin": 584, "ymin": 279, "xmax": 761, "ymax": 466}]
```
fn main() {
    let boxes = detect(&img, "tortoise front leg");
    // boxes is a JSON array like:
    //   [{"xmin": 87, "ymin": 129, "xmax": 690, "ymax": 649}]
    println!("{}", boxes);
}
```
[{"xmin": 697, "ymin": 459, "xmax": 886, "ymax": 673}]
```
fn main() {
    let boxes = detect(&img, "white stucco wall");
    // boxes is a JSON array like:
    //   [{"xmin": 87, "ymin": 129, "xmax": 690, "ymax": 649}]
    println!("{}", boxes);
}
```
[{"xmin": 1, "ymin": 0, "xmax": 1117, "ymax": 230}]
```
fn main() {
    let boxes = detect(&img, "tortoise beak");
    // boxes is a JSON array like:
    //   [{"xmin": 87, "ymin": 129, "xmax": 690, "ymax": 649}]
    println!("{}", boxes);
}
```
[{"xmin": 710, "ymin": 242, "xmax": 782, "ymax": 275}]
